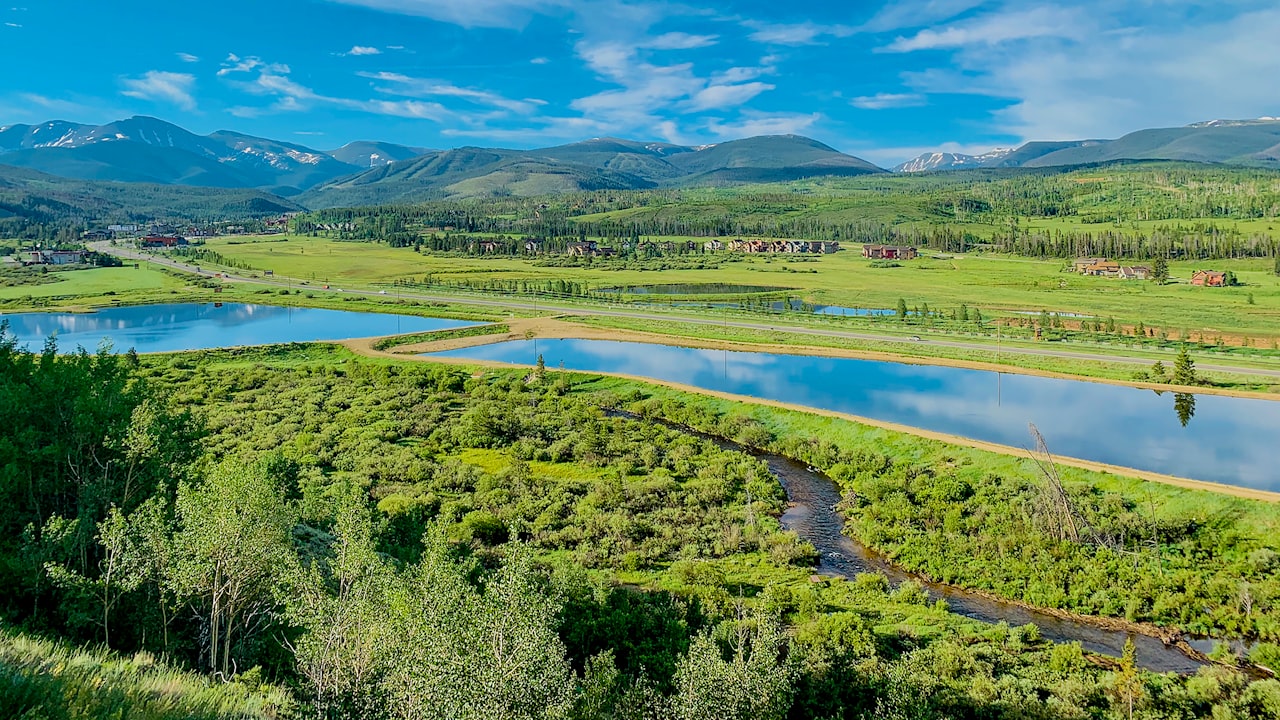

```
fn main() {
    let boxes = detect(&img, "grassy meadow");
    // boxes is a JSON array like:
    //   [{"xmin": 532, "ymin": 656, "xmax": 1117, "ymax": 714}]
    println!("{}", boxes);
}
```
[{"xmin": 196, "ymin": 235, "xmax": 1280, "ymax": 341}]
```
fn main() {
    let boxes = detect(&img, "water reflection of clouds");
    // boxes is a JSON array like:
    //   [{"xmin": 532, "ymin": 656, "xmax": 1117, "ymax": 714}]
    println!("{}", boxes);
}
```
[
  {"xmin": 436, "ymin": 338, "xmax": 1280, "ymax": 491},
  {"xmin": 3, "ymin": 303, "xmax": 472, "ymax": 354}
]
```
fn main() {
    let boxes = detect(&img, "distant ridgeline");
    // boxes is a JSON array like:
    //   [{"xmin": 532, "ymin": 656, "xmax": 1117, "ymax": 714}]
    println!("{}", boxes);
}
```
[{"xmin": 296, "ymin": 163, "xmax": 1280, "ymax": 261}]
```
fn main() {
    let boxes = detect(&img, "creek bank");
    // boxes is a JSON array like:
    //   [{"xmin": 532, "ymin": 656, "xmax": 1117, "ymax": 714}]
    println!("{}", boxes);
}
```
[{"xmin": 620, "ymin": 410, "xmax": 1237, "ymax": 675}]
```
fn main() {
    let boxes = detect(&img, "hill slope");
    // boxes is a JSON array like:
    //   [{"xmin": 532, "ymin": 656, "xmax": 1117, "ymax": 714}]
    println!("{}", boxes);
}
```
[
  {"xmin": 0, "ymin": 164, "xmax": 302, "ymax": 223},
  {"xmin": 300, "ymin": 134, "xmax": 884, "ymax": 207},
  {"xmin": 1025, "ymin": 120, "xmax": 1280, "ymax": 167},
  {"xmin": 0, "ymin": 117, "xmax": 361, "ymax": 193},
  {"xmin": 326, "ymin": 140, "xmax": 431, "ymax": 168}
]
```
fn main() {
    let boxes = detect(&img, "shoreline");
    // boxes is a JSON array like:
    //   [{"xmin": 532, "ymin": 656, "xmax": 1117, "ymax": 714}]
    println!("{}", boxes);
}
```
[
  {"xmin": 344, "ymin": 318, "xmax": 1280, "ymax": 504},
  {"xmin": 359, "ymin": 316, "xmax": 1280, "ymax": 402}
]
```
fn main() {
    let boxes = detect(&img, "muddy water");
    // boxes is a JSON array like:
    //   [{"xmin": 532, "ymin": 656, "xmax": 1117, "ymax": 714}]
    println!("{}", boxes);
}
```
[{"xmin": 757, "ymin": 448, "xmax": 1207, "ymax": 674}]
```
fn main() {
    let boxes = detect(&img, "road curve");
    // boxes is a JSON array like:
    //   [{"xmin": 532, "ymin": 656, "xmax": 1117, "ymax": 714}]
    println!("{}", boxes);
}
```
[{"xmin": 91, "ymin": 242, "xmax": 1280, "ymax": 381}]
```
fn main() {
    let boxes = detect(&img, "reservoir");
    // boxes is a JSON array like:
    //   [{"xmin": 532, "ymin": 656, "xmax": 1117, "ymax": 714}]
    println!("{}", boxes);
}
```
[
  {"xmin": 1, "ymin": 303, "xmax": 474, "ymax": 354},
  {"xmin": 429, "ymin": 338, "xmax": 1280, "ymax": 491}
]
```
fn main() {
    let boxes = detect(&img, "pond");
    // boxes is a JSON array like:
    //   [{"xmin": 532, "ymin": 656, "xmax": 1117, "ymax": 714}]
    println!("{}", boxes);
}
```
[
  {"xmin": 1, "ymin": 303, "xmax": 475, "ymax": 354},
  {"xmin": 602, "ymin": 283, "xmax": 792, "ymax": 295},
  {"xmin": 429, "ymin": 338, "xmax": 1280, "ymax": 491}
]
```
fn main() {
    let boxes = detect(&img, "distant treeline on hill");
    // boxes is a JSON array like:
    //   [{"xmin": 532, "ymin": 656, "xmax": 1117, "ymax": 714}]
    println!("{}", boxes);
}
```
[
  {"xmin": 294, "ymin": 165, "xmax": 1280, "ymax": 260},
  {"xmin": 296, "ymin": 207, "xmax": 1278, "ymax": 261}
]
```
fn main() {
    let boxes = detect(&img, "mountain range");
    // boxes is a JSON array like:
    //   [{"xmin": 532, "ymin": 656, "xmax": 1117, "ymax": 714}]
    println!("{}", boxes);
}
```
[
  {"xmin": 2, "ymin": 115, "xmax": 1280, "ymax": 212},
  {"xmin": 894, "ymin": 119, "xmax": 1280, "ymax": 172}
]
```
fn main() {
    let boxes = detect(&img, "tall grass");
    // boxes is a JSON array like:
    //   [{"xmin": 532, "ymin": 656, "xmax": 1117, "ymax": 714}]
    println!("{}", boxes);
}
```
[{"xmin": 0, "ymin": 627, "xmax": 295, "ymax": 720}]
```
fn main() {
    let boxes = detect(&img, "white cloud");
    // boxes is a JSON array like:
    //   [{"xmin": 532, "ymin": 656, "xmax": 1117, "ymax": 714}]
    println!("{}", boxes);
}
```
[
  {"xmin": 850, "ymin": 92, "xmax": 926, "ymax": 110},
  {"xmin": 641, "ymin": 32, "xmax": 718, "ymax": 50},
  {"xmin": 703, "ymin": 111, "xmax": 821, "ymax": 140},
  {"xmin": 18, "ymin": 93, "xmax": 92, "ymax": 115},
  {"xmin": 686, "ymin": 82, "xmax": 774, "ymax": 112},
  {"xmin": 323, "ymin": 0, "xmax": 569, "ymax": 29},
  {"xmin": 570, "ymin": 39, "xmax": 778, "ymax": 129},
  {"xmin": 530, "ymin": 56, "xmax": 550, "ymax": 64},
  {"xmin": 885, "ymin": 6, "xmax": 1086, "ymax": 52},
  {"xmin": 120, "ymin": 71, "xmax": 197, "ymax": 111},
  {"xmin": 858, "ymin": 0, "xmax": 986, "ymax": 32},
  {"xmin": 221, "ymin": 56, "xmax": 473, "ymax": 123},
  {"xmin": 176, "ymin": 52, "xmax": 199, "ymax": 63},
  {"xmin": 347, "ymin": 45, "xmax": 382, "ymax": 55},
  {"xmin": 4, "ymin": 21, "xmax": 21, "ymax": 27},
  {"xmin": 900, "ymin": 4, "xmax": 1280, "ymax": 141},
  {"xmin": 218, "ymin": 54, "xmax": 290, "ymax": 77},
  {"xmin": 744, "ymin": 21, "xmax": 853, "ymax": 46},
  {"xmin": 359, "ymin": 71, "xmax": 541, "ymax": 113}
]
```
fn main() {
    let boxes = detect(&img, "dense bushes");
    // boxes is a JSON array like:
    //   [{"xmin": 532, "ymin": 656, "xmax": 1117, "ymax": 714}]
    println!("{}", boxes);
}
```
[{"xmin": 6, "ymin": 337, "xmax": 1280, "ymax": 718}]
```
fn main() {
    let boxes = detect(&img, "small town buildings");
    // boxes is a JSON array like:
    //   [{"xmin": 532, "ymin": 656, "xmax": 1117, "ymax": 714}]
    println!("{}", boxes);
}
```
[
  {"xmin": 703, "ymin": 240, "xmax": 724, "ymax": 252},
  {"xmin": 862, "ymin": 245, "xmax": 917, "ymax": 260},
  {"xmin": 24, "ymin": 250, "xmax": 86, "ymax": 265},
  {"xmin": 1118, "ymin": 265, "xmax": 1152, "ymax": 280},
  {"xmin": 524, "ymin": 240, "xmax": 543, "ymax": 254},
  {"xmin": 141, "ymin": 235, "xmax": 187, "ymax": 248},
  {"xmin": 1191, "ymin": 270, "xmax": 1227, "ymax": 287},
  {"xmin": 566, "ymin": 241, "xmax": 599, "ymax": 257},
  {"xmin": 729, "ymin": 239, "xmax": 840, "ymax": 254},
  {"xmin": 469, "ymin": 240, "xmax": 500, "ymax": 254},
  {"xmin": 80, "ymin": 230, "xmax": 112, "ymax": 242}
]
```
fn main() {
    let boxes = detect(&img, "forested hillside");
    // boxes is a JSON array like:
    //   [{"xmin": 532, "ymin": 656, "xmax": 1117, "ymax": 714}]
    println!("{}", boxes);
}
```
[
  {"xmin": 4, "ymin": 336, "xmax": 1280, "ymax": 718},
  {"xmin": 296, "ymin": 163, "xmax": 1280, "ymax": 261},
  {"xmin": 0, "ymin": 165, "xmax": 301, "ymax": 239}
]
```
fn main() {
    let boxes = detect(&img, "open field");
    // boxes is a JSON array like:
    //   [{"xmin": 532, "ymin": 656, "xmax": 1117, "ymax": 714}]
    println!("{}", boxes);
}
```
[
  {"xmin": 0, "ymin": 265, "xmax": 186, "ymax": 302},
  {"xmin": 197, "ymin": 235, "xmax": 1280, "ymax": 341}
]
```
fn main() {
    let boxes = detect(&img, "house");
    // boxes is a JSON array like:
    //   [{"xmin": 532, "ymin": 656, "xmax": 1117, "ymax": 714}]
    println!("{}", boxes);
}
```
[
  {"xmin": 108, "ymin": 224, "xmax": 139, "ymax": 234},
  {"xmin": 25, "ymin": 250, "xmax": 86, "ymax": 265},
  {"xmin": 81, "ymin": 230, "xmax": 112, "ymax": 242},
  {"xmin": 1073, "ymin": 257, "xmax": 1108, "ymax": 273},
  {"xmin": 471, "ymin": 240, "xmax": 500, "ymax": 254},
  {"xmin": 703, "ymin": 240, "xmax": 724, "ymax": 252},
  {"xmin": 1118, "ymin": 265, "xmax": 1152, "ymax": 280},
  {"xmin": 1191, "ymin": 270, "xmax": 1226, "ymax": 287},
  {"xmin": 566, "ymin": 241, "xmax": 599, "ymax": 257},
  {"xmin": 1082, "ymin": 261, "xmax": 1121, "ymax": 277},
  {"xmin": 862, "ymin": 245, "xmax": 918, "ymax": 260},
  {"xmin": 598, "ymin": 246, "xmax": 617, "ymax": 257},
  {"xmin": 524, "ymin": 240, "xmax": 543, "ymax": 255},
  {"xmin": 141, "ymin": 235, "xmax": 187, "ymax": 248}
]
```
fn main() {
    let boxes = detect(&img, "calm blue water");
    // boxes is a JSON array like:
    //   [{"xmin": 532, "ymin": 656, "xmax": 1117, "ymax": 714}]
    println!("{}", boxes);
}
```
[
  {"xmin": 1, "ymin": 303, "xmax": 474, "ymax": 354},
  {"xmin": 430, "ymin": 338, "xmax": 1280, "ymax": 490}
]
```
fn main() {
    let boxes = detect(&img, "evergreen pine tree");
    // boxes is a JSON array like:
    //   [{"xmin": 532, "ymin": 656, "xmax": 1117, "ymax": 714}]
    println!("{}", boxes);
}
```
[{"xmin": 1173, "ymin": 347, "xmax": 1197, "ymax": 386}]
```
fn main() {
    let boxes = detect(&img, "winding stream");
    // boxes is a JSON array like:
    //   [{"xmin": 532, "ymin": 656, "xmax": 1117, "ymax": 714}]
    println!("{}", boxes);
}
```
[{"xmin": 731, "ymin": 437, "xmax": 1210, "ymax": 674}]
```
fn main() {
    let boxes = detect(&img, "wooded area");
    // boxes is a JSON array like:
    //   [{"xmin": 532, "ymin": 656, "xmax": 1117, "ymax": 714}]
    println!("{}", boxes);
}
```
[{"xmin": 3, "ymin": 336, "xmax": 1280, "ymax": 718}]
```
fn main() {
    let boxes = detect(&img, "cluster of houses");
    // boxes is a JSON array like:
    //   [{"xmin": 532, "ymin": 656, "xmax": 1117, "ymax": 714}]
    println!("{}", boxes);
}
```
[
  {"xmin": 1072, "ymin": 258, "xmax": 1152, "ymax": 280},
  {"xmin": 722, "ymin": 239, "xmax": 840, "ymax": 254},
  {"xmin": 861, "ymin": 245, "xmax": 919, "ymax": 260},
  {"xmin": 506, "ymin": 238, "xmax": 843, "ymax": 257}
]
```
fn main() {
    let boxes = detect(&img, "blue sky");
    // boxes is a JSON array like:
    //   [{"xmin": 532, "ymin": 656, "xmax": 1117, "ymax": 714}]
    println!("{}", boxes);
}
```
[{"xmin": 2, "ymin": 0, "xmax": 1279, "ymax": 165}]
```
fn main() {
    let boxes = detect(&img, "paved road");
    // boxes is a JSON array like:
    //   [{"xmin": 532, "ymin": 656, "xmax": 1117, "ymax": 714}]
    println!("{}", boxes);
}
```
[{"xmin": 93, "ymin": 242, "xmax": 1280, "ymax": 380}]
